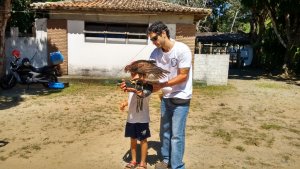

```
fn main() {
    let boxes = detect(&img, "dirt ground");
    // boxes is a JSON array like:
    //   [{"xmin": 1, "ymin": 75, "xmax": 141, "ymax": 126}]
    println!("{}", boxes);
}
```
[{"xmin": 0, "ymin": 72, "xmax": 299, "ymax": 169}]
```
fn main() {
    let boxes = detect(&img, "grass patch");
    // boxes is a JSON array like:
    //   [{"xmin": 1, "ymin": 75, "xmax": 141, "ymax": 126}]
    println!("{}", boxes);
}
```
[
  {"xmin": 0, "ymin": 156, "xmax": 8, "ymax": 161},
  {"xmin": 244, "ymin": 137, "xmax": 260, "ymax": 146},
  {"xmin": 266, "ymin": 137, "xmax": 275, "ymax": 147},
  {"xmin": 235, "ymin": 145, "xmax": 245, "ymax": 152},
  {"xmin": 193, "ymin": 82, "xmax": 234, "ymax": 96},
  {"xmin": 62, "ymin": 78, "xmax": 119, "ymax": 86},
  {"xmin": 261, "ymin": 124, "xmax": 282, "ymax": 130},
  {"xmin": 289, "ymin": 141, "xmax": 300, "ymax": 147},
  {"xmin": 281, "ymin": 154, "xmax": 291, "ymax": 162},
  {"xmin": 21, "ymin": 144, "xmax": 41, "ymax": 151},
  {"xmin": 213, "ymin": 129, "xmax": 232, "ymax": 142},
  {"xmin": 256, "ymin": 82, "xmax": 289, "ymax": 89},
  {"xmin": 40, "ymin": 81, "xmax": 118, "ymax": 99},
  {"xmin": 288, "ymin": 128, "xmax": 300, "ymax": 135}
]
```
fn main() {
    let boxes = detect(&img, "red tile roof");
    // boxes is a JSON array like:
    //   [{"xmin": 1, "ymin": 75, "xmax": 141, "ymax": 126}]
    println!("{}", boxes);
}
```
[{"xmin": 31, "ymin": 0, "xmax": 211, "ymax": 19}]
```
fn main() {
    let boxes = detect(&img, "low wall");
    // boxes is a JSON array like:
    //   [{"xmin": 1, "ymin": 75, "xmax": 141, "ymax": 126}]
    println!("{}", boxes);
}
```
[
  {"xmin": 193, "ymin": 54, "xmax": 229, "ymax": 85},
  {"xmin": 4, "ymin": 37, "xmax": 48, "ymax": 74},
  {"xmin": 4, "ymin": 19, "xmax": 48, "ymax": 73}
]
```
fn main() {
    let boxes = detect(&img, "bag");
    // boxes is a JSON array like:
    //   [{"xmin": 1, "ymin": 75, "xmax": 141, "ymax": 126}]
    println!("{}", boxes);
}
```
[
  {"xmin": 50, "ymin": 51, "xmax": 64, "ymax": 65},
  {"xmin": 170, "ymin": 98, "xmax": 190, "ymax": 105}
]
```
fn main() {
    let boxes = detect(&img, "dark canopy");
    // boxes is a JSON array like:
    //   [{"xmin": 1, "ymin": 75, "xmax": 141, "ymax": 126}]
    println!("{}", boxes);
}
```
[{"xmin": 196, "ymin": 32, "xmax": 250, "ymax": 44}]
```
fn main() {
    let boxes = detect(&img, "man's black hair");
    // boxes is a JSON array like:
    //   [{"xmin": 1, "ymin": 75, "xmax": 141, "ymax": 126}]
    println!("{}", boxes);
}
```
[{"xmin": 147, "ymin": 21, "xmax": 170, "ymax": 39}]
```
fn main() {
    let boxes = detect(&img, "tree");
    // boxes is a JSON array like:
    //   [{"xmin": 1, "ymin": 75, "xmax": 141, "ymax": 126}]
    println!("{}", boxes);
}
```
[
  {"xmin": 0, "ymin": 0, "xmax": 12, "ymax": 75},
  {"xmin": 164, "ymin": 0, "xmax": 245, "ymax": 32},
  {"xmin": 266, "ymin": 0, "xmax": 300, "ymax": 75},
  {"xmin": 8, "ymin": 0, "xmax": 35, "ymax": 35},
  {"xmin": 241, "ymin": 0, "xmax": 300, "ymax": 75},
  {"xmin": 0, "ymin": 0, "xmax": 51, "ymax": 74}
]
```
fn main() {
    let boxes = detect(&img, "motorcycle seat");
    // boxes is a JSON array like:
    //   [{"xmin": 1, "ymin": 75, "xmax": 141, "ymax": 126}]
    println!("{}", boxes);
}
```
[{"xmin": 31, "ymin": 66, "xmax": 54, "ymax": 73}]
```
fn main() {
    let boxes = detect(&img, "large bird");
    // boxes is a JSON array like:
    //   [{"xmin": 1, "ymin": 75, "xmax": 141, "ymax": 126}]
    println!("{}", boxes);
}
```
[
  {"xmin": 122, "ymin": 60, "xmax": 169, "ymax": 111},
  {"xmin": 124, "ymin": 60, "xmax": 169, "ymax": 80}
]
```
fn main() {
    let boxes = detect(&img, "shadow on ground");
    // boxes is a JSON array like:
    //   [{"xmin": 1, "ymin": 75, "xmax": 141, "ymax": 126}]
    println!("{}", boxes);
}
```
[
  {"xmin": 229, "ymin": 68, "xmax": 300, "ymax": 86},
  {"xmin": 0, "ymin": 84, "xmax": 63, "ymax": 110},
  {"xmin": 122, "ymin": 141, "xmax": 162, "ymax": 166}
]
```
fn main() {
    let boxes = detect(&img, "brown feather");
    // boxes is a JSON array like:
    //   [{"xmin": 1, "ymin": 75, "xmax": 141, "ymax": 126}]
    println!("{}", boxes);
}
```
[{"xmin": 124, "ymin": 60, "xmax": 169, "ymax": 79}]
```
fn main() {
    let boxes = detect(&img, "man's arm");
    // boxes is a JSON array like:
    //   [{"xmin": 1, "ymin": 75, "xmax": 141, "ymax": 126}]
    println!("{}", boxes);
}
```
[{"xmin": 152, "ymin": 67, "xmax": 190, "ymax": 92}]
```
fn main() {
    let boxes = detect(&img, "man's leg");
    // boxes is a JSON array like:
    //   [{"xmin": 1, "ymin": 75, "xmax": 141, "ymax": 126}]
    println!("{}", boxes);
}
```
[
  {"xmin": 158, "ymin": 98, "xmax": 172, "ymax": 167},
  {"xmin": 170, "ymin": 104, "xmax": 189, "ymax": 169}
]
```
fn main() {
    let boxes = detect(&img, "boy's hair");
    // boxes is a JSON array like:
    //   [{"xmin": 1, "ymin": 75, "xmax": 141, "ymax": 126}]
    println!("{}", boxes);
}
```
[
  {"xmin": 147, "ymin": 21, "xmax": 170, "ymax": 39},
  {"xmin": 131, "ymin": 72, "xmax": 147, "ymax": 78}
]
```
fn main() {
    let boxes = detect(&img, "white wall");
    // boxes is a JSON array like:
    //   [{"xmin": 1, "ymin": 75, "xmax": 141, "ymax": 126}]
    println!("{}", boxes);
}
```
[
  {"xmin": 68, "ymin": 20, "xmax": 165, "ymax": 77},
  {"xmin": 194, "ymin": 54, "xmax": 230, "ymax": 85}
]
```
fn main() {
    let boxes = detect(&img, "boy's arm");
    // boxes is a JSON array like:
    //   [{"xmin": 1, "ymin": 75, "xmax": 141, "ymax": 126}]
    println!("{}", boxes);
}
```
[
  {"xmin": 119, "ymin": 100, "xmax": 128, "ymax": 112},
  {"xmin": 118, "ymin": 80, "xmax": 153, "ymax": 98}
]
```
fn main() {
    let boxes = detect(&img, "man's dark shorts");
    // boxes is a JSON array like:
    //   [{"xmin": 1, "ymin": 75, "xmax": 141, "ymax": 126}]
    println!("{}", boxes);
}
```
[{"xmin": 125, "ymin": 122, "xmax": 151, "ymax": 141}]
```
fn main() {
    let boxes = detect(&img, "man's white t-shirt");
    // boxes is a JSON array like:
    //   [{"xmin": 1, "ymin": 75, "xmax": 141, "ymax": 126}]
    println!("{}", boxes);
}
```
[
  {"xmin": 127, "ymin": 92, "xmax": 150, "ymax": 123},
  {"xmin": 149, "ymin": 41, "xmax": 193, "ymax": 99}
]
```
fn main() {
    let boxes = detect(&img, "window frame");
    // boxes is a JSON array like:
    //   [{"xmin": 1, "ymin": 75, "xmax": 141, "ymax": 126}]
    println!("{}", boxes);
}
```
[{"xmin": 84, "ymin": 22, "xmax": 148, "ymax": 45}]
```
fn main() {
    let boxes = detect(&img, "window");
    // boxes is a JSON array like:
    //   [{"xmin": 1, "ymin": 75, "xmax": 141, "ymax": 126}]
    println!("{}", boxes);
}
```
[{"xmin": 84, "ymin": 22, "xmax": 148, "ymax": 45}]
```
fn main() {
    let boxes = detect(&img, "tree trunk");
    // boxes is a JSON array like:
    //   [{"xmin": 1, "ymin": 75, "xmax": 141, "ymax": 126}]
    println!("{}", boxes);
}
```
[
  {"xmin": 249, "ymin": 8, "xmax": 267, "ymax": 67},
  {"xmin": 0, "ymin": 0, "xmax": 12, "ymax": 75}
]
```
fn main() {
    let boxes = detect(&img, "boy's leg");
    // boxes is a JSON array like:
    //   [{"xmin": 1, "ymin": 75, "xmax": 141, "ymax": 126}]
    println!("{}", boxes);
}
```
[
  {"xmin": 131, "ymin": 138, "xmax": 138, "ymax": 162},
  {"xmin": 140, "ymin": 139, "xmax": 148, "ymax": 166}
]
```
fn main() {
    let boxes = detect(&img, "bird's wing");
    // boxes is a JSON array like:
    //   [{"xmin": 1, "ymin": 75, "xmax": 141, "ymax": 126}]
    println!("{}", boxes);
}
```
[{"xmin": 132, "ymin": 60, "xmax": 169, "ymax": 79}]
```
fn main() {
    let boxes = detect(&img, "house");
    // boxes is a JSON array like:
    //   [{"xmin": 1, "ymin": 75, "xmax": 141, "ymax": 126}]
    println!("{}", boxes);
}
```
[{"xmin": 30, "ymin": 0, "xmax": 211, "ymax": 77}]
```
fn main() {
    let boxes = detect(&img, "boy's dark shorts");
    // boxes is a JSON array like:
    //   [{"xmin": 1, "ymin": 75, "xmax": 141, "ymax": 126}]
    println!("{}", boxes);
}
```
[{"xmin": 125, "ymin": 122, "xmax": 151, "ymax": 141}]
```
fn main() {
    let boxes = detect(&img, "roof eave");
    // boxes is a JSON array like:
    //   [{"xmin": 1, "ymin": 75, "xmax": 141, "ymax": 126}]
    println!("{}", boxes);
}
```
[{"xmin": 32, "ymin": 8, "xmax": 212, "ymax": 22}]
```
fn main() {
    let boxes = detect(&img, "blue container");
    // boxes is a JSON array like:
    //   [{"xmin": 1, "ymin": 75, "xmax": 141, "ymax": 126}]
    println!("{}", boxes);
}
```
[
  {"xmin": 48, "ymin": 82, "xmax": 65, "ymax": 89},
  {"xmin": 50, "ymin": 51, "xmax": 64, "ymax": 65}
]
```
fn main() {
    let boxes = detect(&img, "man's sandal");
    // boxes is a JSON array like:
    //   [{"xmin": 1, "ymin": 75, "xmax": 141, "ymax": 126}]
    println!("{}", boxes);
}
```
[
  {"xmin": 136, "ymin": 164, "xmax": 147, "ymax": 169},
  {"xmin": 124, "ymin": 161, "xmax": 137, "ymax": 169}
]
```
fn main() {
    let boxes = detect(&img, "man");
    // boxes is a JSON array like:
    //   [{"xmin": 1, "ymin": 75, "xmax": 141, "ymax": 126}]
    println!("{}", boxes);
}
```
[{"xmin": 148, "ymin": 21, "xmax": 193, "ymax": 169}]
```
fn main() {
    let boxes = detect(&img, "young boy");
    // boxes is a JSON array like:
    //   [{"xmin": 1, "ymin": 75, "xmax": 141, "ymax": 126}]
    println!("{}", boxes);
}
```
[{"xmin": 120, "ymin": 72, "xmax": 151, "ymax": 169}]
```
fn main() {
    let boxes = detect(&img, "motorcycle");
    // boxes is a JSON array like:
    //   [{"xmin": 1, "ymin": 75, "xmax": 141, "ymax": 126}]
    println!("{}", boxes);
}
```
[{"xmin": 0, "ymin": 49, "xmax": 64, "ymax": 90}]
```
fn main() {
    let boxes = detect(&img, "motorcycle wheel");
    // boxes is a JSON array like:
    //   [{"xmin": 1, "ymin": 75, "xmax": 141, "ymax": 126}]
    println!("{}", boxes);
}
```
[
  {"xmin": 43, "ymin": 74, "xmax": 58, "ymax": 88},
  {"xmin": 0, "ymin": 74, "xmax": 17, "ymax": 90}
]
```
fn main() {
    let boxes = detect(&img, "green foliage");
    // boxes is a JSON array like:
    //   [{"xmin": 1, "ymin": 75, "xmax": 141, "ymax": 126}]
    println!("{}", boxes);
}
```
[
  {"xmin": 7, "ymin": 0, "xmax": 50, "ymax": 35},
  {"xmin": 239, "ymin": 22, "xmax": 250, "ymax": 33},
  {"xmin": 45, "ymin": 0, "xmax": 62, "ymax": 2},
  {"xmin": 240, "ymin": 0, "xmax": 300, "ymax": 73},
  {"xmin": 162, "ymin": 0, "xmax": 206, "ymax": 7},
  {"xmin": 164, "ymin": 0, "xmax": 249, "ymax": 32},
  {"xmin": 290, "ymin": 46, "xmax": 300, "ymax": 74},
  {"xmin": 8, "ymin": 0, "xmax": 35, "ymax": 35},
  {"xmin": 260, "ymin": 28, "xmax": 286, "ymax": 69}
]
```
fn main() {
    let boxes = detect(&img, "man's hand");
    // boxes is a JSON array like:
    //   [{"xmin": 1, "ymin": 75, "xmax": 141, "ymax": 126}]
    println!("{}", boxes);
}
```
[
  {"xmin": 151, "ymin": 68, "xmax": 189, "ymax": 92},
  {"xmin": 152, "ymin": 82, "xmax": 167, "ymax": 92}
]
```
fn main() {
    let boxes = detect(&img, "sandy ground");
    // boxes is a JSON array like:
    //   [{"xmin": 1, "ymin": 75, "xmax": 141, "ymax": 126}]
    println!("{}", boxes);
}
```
[{"xmin": 0, "ymin": 75, "xmax": 299, "ymax": 169}]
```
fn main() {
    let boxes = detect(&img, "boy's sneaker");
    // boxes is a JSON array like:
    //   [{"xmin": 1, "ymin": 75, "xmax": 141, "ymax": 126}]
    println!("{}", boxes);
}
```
[{"xmin": 154, "ymin": 161, "xmax": 169, "ymax": 169}]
